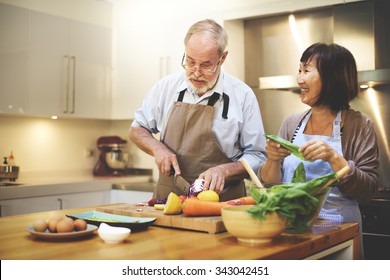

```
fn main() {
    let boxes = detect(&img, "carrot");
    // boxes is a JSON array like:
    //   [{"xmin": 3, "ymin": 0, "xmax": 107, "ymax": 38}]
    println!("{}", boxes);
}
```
[
  {"xmin": 182, "ymin": 198, "xmax": 224, "ymax": 216},
  {"xmin": 182, "ymin": 196, "xmax": 256, "ymax": 217},
  {"xmin": 227, "ymin": 196, "xmax": 256, "ymax": 205}
]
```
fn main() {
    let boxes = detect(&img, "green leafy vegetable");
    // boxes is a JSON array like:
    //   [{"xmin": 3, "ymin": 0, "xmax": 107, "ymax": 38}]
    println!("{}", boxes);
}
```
[
  {"xmin": 248, "ymin": 165, "xmax": 338, "ymax": 232},
  {"xmin": 264, "ymin": 133, "xmax": 311, "ymax": 161},
  {"xmin": 248, "ymin": 187, "xmax": 319, "ymax": 232},
  {"xmin": 249, "ymin": 187, "xmax": 269, "ymax": 204},
  {"xmin": 262, "ymin": 162, "xmax": 306, "ymax": 194},
  {"xmin": 291, "ymin": 162, "xmax": 306, "ymax": 183}
]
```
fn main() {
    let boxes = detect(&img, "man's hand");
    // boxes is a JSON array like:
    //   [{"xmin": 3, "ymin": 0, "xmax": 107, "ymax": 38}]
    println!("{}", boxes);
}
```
[
  {"xmin": 153, "ymin": 146, "xmax": 181, "ymax": 176},
  {"xmin": 198, "ymin": 166, "xmax": 226, "ymax": 194},
  {"xmin": 129, "ymin": 126, "xmax": 181, "ymax": 176},
  {"xmin": 198, "ymin": 161, "xmax": 247, "ymax": 194}
]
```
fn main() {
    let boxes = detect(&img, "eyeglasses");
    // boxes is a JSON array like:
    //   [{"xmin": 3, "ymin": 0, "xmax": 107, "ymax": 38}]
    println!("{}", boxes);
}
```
[{"xmin": 181, "ymin": 53, "xmax": 223, "ymax": 76}]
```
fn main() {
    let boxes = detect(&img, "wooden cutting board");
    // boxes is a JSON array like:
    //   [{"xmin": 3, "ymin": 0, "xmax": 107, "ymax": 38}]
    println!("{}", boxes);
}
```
[{"xmin": 96, "ymin": 203, "xmax": 226, "ymax": 234}]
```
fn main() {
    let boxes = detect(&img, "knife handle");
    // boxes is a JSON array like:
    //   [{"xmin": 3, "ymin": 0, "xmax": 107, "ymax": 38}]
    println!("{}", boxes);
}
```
[{"xmin": 170, "ymin": 165, "xmax": 175, "ymax": 176}]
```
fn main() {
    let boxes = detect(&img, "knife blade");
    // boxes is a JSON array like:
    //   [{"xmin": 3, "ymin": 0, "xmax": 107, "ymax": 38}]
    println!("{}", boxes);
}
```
[{"xmin": 170, "ymin": 166, "xmax": 190, "ymax": 193}]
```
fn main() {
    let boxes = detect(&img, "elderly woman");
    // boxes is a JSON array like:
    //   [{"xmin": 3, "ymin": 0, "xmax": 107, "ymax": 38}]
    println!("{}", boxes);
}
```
[{"xmin": 259, "ymin": 43, "xmax": 379, "ymax": 258}]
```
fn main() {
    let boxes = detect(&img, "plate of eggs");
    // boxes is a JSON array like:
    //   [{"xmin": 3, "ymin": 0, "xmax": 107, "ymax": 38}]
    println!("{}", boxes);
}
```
[{"xmin": 26, "ymin": 215, "xmax": 97, "ymax": 240}]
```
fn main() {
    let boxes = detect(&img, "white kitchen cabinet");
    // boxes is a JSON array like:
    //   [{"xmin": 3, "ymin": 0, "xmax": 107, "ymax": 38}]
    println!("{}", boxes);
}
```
[
  {"xmin": 28, "ymin": 10, "xmax": 112, "ymax": 118},
  {"xmin": 61, "ymin": 190, "xmax": 112, "ymax": 209},
  {"xmin": 111, "ymin": 5, "xmax": 186, "ymax": 119},
  {"xmin": 0, "ymin": 2, "xmax": 112, "ymax": 119},
  {"xmin": 111, "ymin": 1, "xmax": 222, "ymax": 120},
  {"xmin": 110, "ymin": 189, "xmax": 153, "ymax": 204},
  {"xmin": 0, "ymin": 190, "xmax": 111, "ymax": 217},
  {"xmin": 0, "ymin": 3, "xmax": 29, "ymax": 115}
]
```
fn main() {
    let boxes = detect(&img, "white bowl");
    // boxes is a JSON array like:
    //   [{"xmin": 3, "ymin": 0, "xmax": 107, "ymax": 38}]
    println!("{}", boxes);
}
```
[{"xmin": 97, "ymin": 223, "xmax": 131, "ymax": 244}]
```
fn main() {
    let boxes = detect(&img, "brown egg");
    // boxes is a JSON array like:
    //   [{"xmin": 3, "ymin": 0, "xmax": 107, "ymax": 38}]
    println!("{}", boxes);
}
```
[
  {"xmin": 33, "ymin": 219, "xmax": 48, "ymax": 232},
  {"xmin": 56, "ymin": 217, "xmax": 74, "ymax": 233},
  {"xmin": 73, "ymin": 218, "xmax": 87, "ymax": 231},
  {"xmin": 47, "ymin": 216, "xmax": 63, "ymax": 233}
]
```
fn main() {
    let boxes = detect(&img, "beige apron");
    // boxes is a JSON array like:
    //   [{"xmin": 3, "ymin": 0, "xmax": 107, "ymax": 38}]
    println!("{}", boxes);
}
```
[{"xmin": 155, "ymin": 91, "xmax": 245, "ymax": 201}]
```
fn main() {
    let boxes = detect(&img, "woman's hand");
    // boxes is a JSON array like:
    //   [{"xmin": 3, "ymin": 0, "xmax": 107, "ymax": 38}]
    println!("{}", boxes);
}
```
[
  {"xmin": 259, "ymin": 139, "xmax": 289, "ymax": 184},
  {"xmin": 299, "ymin": 138, "xmax": 347, "ymax": 165},
  {"xmin": 265, "ymin": 139, "xmax": 291, "ymax": 161},
  {"xmin": 299, "ymin": 139, "xmax": 348, "ymax": 172},
  {"xmin": 299, "ymin": 139, "xmax": 335, "ymax": 162}
]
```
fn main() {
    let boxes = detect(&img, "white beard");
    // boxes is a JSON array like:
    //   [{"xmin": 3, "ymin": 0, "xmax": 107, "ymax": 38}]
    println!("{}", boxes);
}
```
[{"xmin": 185, "ymin": 73, "xmax": 219, "ymax": 96}]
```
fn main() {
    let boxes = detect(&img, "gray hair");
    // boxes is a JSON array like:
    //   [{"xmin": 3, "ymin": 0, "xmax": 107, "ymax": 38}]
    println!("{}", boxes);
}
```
[{"xmin": 184, "ymin": 19, "xmax": 228, "ymax": 55}]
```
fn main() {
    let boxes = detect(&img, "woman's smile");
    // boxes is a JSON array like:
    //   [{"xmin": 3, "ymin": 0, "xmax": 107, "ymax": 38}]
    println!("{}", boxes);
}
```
[{"xmin": 297, "ymin": 59, "xmax": 322, "ymax": 106}]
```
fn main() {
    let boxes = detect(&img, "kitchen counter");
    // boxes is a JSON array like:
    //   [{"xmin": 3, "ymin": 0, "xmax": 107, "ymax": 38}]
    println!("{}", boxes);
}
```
[
  {"xmin": 0, "ymin": 204, "xmax": 361, "ymax": 260},
  {"xmin": 112, "ymin": 181, "xmax": 156, "ymax": 192},
  {"xmin": 4, "ymin": 168, "xmax": 152, "ymax": 186},
  {"xmin": 0, "ymin": 169, "xmax": 153, "ymax": 200}
]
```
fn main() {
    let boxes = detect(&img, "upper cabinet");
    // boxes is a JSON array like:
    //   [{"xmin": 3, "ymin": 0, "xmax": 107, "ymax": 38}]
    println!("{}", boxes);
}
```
[
  {"xmin": 110, "ymin": 3, "xmax": 187, "ymax": 120},
  {"xmin": 0, "ymin": 3, "xmax": 29, "ymax": 115},
  {"xmin": 0, "ymin": 2, "xmax": 112, "ymax": 119},
  {"xmin": 28, "ymin": 10, "xmax": 112, "ymax": 118}
]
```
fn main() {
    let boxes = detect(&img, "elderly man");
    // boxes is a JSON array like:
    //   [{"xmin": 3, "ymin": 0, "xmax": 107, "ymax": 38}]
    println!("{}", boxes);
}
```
[{"xmin": 129, "ymin": 19, "xmax": 266, "ymax": 201}]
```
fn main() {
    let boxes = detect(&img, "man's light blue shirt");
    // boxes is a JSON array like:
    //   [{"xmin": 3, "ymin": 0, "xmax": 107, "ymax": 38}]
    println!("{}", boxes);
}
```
[{"xmin": 131, "ymin": 71, "xmax": 266, "ymax": 173}]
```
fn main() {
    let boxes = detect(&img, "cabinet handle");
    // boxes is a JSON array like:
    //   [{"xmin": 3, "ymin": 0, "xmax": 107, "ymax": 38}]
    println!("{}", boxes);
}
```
[
  {"xmin": 69, "ymin": 56, "xmax": 76, "ymax": 114},
  {"xmin": 159, "ymin": 57, "xmax": 165, "ymax": 79},
  {"xmin": 57, "ymin": 198, "xmax": 63, "ymax": 210},
  {"xmin": 166, "ymin": 56, "xmax": 170, "ymax": 76},
  {"xmin": 159, "ymin": 56, "xmax": 170, "ymax": 79},
  {"xmin": 62, "ymin": 56, "xmax": 76, "ymax": 114},
  {"xmin": 63, "ymin": 55, "xmax": 70, "ymax": 113}
]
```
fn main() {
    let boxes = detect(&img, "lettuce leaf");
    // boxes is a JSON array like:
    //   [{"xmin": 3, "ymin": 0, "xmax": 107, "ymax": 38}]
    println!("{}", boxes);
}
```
[{"xmin": 264, "ymin": 133, "xmax": 311, "ymax": 161}]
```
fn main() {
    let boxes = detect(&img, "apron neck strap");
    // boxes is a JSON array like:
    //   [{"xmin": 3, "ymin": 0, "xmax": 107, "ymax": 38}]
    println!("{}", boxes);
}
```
[
  {"xmin": 177, "ymin": 90, "xmax": 229, "ymax": 119},
  {"xmin": 207, "ymin": 92, "xmax": 219, "ymax": 106},
  {"xmin": 221, "ymin": 93, "xmax": 229, "ymax": 119},
  {"xmin": 207, "ymin": 92, "xmax": 229, "ymax": 119},
  {"xmin": 177, "ymin": 89, "xmax": 186, "ymax": 102}
]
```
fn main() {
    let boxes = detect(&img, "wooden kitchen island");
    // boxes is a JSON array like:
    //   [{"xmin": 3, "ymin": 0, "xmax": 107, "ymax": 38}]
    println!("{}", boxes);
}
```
[{"xmin": 0, "ymin": 204, "xmax": 360, "ymax": 260}]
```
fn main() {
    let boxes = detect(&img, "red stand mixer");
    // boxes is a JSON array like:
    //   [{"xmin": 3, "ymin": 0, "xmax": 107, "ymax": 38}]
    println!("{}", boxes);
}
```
[{"xmin": 93, "ymin": 136, "xmax": 130, "ymax": 177}]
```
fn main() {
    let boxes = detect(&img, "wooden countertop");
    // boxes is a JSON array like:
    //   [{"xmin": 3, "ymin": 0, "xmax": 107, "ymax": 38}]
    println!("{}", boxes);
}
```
[{"xmin": 0, "ymin": 204, "xmax": 360, "ymax": 260}]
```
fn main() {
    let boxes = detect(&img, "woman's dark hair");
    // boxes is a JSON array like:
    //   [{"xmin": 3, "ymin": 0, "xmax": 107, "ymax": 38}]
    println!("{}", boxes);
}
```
[{"xmin": 300, "ymin": 43, "xmax": 358, "ymax": 111}]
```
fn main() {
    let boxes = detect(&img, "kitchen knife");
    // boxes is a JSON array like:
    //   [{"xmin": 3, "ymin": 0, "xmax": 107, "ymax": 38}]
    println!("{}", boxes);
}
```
[{"xmin": 170, "ymin": 166, "xmax": 190, "ymax": 193}]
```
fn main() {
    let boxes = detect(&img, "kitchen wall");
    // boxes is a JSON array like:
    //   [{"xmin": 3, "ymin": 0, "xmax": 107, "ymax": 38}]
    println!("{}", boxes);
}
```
[
  {"xmin": 0, "ymin": 0, "xmax": 365, "ymax": 178},
  {"xmin": 0, "ymin": 116, "xmax": 154, "ymax": 177}
]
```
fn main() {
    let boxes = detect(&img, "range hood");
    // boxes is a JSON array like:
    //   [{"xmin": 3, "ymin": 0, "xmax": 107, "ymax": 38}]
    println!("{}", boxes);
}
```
[
  {"xmin": 259, "ymin": 69, "xmax": 390, "ymax": 90},
  {"xmin": 258, "ymin": 0, "xmax": 390, "ymax": 90}
]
